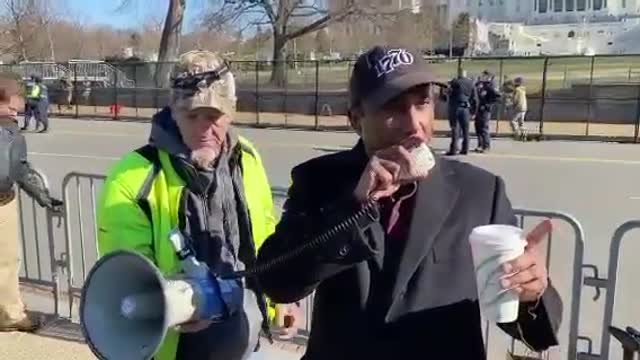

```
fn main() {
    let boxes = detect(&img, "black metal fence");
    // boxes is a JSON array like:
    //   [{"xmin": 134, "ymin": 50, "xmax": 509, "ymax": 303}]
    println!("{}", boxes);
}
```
[{"xmin": 7, "ymin": 54, "xmax": 640, "ymax": 141}]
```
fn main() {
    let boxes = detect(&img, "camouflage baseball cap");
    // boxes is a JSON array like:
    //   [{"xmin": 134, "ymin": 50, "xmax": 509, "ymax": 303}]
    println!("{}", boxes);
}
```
[{"xmin": 169, "ymin": 51, "xmax": 237, "ymax": 115}]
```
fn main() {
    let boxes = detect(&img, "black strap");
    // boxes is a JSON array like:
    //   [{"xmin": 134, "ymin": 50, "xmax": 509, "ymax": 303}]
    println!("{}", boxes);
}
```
[{"xmin": 134, "ymin": 145, "xmax": 161, "ymax": 225}]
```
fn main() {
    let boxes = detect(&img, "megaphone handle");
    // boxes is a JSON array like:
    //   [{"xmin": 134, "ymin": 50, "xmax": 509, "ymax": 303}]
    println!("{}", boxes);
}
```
[{"xmin": 169, "ymin": 229, "xmax": 197, "ymax": 260}]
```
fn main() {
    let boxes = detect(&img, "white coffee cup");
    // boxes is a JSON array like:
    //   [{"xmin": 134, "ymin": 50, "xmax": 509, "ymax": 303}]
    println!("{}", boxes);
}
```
[{"xmin": 469, "ymin": 224, "xmax": 527, "ymax": 323}]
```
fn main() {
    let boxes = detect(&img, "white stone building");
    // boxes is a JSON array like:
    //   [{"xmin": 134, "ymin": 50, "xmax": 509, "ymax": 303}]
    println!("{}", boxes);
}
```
[{"xmin": 426, "ymin": 0, "xmax": 640, "ymax": 55}]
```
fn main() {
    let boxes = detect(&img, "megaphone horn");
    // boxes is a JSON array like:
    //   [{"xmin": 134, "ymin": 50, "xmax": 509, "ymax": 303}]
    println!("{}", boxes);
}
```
[{"xmin": 80, "ymin": 250, "xmax": 242, "ymax": 360}]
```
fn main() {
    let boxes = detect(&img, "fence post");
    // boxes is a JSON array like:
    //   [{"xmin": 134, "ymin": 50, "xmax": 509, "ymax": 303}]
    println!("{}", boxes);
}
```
[
  {"xmin": 314, "ymin": 61, "xmax": 320, "ymax": 130},
  {"xmin": 496, "ymin": 58, "xmax": 504, "ymax": 135},
  {"xmin": 133, "ymin": 64, "xmax": 139, "ymax": 120},
  {"xmin": 538, "ymin": 57, "xmax": 550, "ymax": 136},
  {"xmin": 255, "ymin": 61, "xmax": 260, "ymax": 125},
  {"xmin": 634, "ymin": 84, "xmax": 640, "ymax": 143},
  {"xmin": 284, "ymin": 60, "xmax": 289, "ymax": 127},
  {"xmin": 113, "ymin": 64, "xmax": 119, "ymax": 120},
  {"xmin": 586, "ymin": 56, "xmax": 596, "ymax": 136},
  {"xmin": 152, "ymin": 62, "xmax": 159, "ymax": 112},
  {"xmin": 73, "ymin": 63, "xmax": 79, "ymax": 119},
  {"xmin": 346, "ymin": 60, "xmax": 353, "ymax": 127}
]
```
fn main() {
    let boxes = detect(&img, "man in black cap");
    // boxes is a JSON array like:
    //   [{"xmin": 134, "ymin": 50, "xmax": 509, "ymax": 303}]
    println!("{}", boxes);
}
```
[{"xmin": 256, "ymin": 45, "xmax": 562, "ymax": 359}]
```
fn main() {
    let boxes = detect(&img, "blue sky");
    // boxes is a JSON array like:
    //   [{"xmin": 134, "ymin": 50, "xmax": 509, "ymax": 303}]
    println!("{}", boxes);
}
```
[{"xmin": 64, "ymin": 0, "xmax": 206, "ymax": 31}]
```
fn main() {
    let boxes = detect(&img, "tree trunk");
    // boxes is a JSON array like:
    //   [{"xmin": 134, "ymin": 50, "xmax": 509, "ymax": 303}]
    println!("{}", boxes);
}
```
[
  {"xmin": 270, "ymin": 34, "xmax": 287, "ymax": 88},
  {"xmin": 14, "ymin": 21, "xmax": 28, "ymax": 61},
  {"xmin": 154, "ymin": 0, "xmax": 185, "ymax": 88},
  {"xmin": 46, "ymin": 23, "xmax": 55, "ymax": 61},
  {"xmin": 18, "ymin": 35, "xmax": 27, "ymax": 61}
]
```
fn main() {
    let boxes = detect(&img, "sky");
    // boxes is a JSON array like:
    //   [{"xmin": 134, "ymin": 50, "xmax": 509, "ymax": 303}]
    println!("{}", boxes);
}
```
[{"xmin": 64, "ymin": 0, "xmax": 207, "ymax": 31}]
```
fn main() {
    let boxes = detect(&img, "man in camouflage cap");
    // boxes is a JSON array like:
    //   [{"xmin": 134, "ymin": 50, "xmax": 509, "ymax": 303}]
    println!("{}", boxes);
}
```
[{"xmin": 96, "ymin": 50, "xmax": 276, "ymax": 360}]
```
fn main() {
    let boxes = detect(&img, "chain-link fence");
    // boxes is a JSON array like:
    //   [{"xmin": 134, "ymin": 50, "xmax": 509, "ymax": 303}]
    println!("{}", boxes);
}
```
[{"xmin": 6, "ymin": 55, "xmax": 640, "ymax": 140}]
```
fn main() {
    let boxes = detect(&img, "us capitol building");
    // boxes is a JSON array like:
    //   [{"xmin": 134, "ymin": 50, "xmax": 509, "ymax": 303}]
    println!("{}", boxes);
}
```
[{"xmin": 435, "ymin": 0, "xmax": 640, "ymax": 55}]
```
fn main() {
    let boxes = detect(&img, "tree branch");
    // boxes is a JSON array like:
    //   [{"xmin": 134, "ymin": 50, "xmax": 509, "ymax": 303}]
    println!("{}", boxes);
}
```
[
  {"xmin": 280, "ymin": 0, "xmax": 367, "ymax": 40},
  {"xmin": 256, "ymin": 0, "xmax": 276, "ymax": 24},
  {"xmin": 290, "ymin": 10, "xmax": 326, "ymax": 18},
  {"xmin": 285, "ymin": 10, "xmax": 349, "ymax": 40},
  {"xmin": 115, "ymin": 0, "xmax": 133, "ymax": 13},
  {"xmin": 202, "ymin": 0, "xmax": 266, "ymax": 30}
]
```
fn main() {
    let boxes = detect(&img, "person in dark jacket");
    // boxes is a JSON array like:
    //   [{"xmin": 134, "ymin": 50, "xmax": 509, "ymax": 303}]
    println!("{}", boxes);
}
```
[
  {"xmin": 34, "ymin": 76, "xmax": 49, "ymax": 133},
  {"xmin": 256, "ymin": 45, "xmax": 562, "ymax": 360},
  {"xmin": 474, "ymin": 71, "xmax": 501, "ymax": 153},
  {"xmin": 0, "ymin": 76, "xmax": 63, "ymax": 333},
  {"xmin": 444, "ymin": 68, "xmax": 478, "ymax": 155}
]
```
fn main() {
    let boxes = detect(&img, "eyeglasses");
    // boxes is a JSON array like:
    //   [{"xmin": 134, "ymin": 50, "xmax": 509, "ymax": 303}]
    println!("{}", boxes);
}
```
[{"xmin": 170, "ymin": 61, "xmax": 230, "ymax": 92}]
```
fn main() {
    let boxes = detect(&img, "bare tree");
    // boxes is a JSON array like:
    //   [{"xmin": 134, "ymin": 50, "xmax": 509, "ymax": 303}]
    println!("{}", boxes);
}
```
[
  {"xmin": 201, "ymin": 0, "xmax": 396, "ymax": 87},
  {"xmin": 144, "ymin": 13, "xmax": 165, "ymax": 33},
  {"xmin": 386, "ymin": 7, "xmax": 443, "ymax": 53},
  {"xmin": 36, "ymin": 0, "xmax": 58, "ymax": 60},
  {"xmin": 452, "ymin": 12, "xmax": 471, "ymax": 53},
  {"xmin": 154, "ymin": 0, "xmax": 185, "ymax": 87},
  {"xmin": 0, "ymin": 0, "xmax": 64, "ymax": 61},
  {"xmin": 1, "ymin": 0, "xmax": 33, "ymax": 61},
  {"xmin": 119, "ymin": 0, "xmax": 186, "ymax": 87}
]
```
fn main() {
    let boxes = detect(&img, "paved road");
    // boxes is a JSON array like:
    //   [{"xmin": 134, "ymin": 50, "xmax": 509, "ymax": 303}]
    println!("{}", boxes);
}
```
[{"xmin": 12, "ymin": 117, "xmax": 640, "ymax": 359}]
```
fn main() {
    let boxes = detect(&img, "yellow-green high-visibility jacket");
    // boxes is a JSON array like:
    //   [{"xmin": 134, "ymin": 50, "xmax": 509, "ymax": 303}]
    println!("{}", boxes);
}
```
[
  {"xmin": 26, "ymin": 83, "xmax": 41, "ymax": 99},
  {"xmin": 96, "ymin": 136, "xmax": 276, "ymax": 360}
]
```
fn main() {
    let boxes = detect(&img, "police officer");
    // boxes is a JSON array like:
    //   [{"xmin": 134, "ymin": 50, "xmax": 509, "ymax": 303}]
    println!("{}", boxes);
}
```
[
  {"xmin": 22, "ymin": 75, "xmax": 40, "ymax": 131},
  {"xmin": 474, "ymin": 70, "xmax": 501, "ymax": 153},
  {"xmin": 0, "ymin": 75, "xmax": 63, "ymax": 332},
  {"xmin": 445, "ymin": 69, "xmax": 478, "ymax": 156}
]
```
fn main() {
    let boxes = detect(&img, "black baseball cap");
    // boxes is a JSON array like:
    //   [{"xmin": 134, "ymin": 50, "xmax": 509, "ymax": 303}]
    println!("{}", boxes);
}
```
[{"xmin": 349, "ymin": 46, "xmax": 436, "ymax": 110}]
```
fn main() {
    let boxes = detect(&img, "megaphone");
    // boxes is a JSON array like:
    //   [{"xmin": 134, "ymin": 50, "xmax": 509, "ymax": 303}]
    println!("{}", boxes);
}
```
[{"xmin": 80, "ymin": 230, "xmax": 243, "ymax": 360}]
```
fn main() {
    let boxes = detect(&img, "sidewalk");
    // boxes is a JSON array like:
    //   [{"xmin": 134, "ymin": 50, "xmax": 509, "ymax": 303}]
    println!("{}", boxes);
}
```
[
  {"xmin": 0, "ymin": 284, "xmax": 305, "ymax": 360},
  {"xmin": 0, "ymin": 328, "xmax": 93, "ymax": 360},
  {"xmin": 0, "ymin": 329, "xmax": 304, "ymax": 360}
]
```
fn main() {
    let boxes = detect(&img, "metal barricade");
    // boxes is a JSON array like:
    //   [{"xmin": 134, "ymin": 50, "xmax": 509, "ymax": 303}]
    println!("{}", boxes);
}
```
[
  {"xmin": 17, "ymin": 168, "xmax": 63, "ymax": 316},
  {"xmin": 18, "ymin": 172, "xmax": 601, "ymax": 360},
  {"xmin": 578, "ymin": 221, "xmax": 640, "ymax": 360},
  {"xmin": 60, "ymin": 172, "xmax": 107, "ymax": 318},
  {"xmin": 496, "ymin": 208, "xmax": 586, "ymax": 360}
]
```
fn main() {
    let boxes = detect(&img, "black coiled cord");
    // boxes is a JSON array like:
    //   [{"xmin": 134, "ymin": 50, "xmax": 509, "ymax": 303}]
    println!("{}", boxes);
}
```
[{"xmin": 221, "ymin": 200, "xmax": 377, "ymax": 280}]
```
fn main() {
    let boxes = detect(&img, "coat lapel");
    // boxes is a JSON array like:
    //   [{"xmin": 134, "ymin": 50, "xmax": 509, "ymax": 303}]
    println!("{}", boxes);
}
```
[{"xmin": 390, "ymin": 158, "xmax": 460, "ymax": 304}]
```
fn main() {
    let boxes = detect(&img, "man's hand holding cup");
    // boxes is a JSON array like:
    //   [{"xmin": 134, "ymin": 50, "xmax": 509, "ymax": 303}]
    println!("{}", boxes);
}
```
[
  {"xmin": 469, "ymin": 219, "xmax": 553, "ymax": 324},
  {"xmin": 501, "ymin": 219, "xmax": 553, "ymax": 303}
]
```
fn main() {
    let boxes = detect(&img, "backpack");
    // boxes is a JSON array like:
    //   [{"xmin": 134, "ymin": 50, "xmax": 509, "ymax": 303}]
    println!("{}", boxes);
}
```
[{"xmin": 0, "ymin": 125, "xmax": 27, "ymax": 193}]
